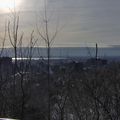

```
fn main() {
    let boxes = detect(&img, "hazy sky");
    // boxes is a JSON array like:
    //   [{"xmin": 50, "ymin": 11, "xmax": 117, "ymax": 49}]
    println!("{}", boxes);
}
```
[{"xmin": 0, "ymin": 0, "xmax": 120, "ymax": 47}]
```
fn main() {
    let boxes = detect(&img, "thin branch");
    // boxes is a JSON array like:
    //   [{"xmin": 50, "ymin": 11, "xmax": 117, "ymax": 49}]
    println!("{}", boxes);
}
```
[{"xmin": 8, "ymin": 21, "xmax": 14, "ymax": 47}]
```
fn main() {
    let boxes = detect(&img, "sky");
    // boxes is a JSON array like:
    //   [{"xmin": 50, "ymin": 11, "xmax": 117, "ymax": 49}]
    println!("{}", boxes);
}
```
[{"xmin": 0, "ymin": 0, "xmax": 120, "ymax": 47}]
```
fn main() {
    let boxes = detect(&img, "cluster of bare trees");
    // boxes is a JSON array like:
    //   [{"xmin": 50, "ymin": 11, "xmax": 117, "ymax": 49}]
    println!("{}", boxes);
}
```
[
  {"xmin": 48, "ymin": 62, "xmax": 120, "ymax": 120},
  {"xmin": 0, "ymin": 1, "xmax": 120, "ymax": 120},
  {"xmin": 0, "ymin": 1, "xmax": 57, "ymax": 119}
]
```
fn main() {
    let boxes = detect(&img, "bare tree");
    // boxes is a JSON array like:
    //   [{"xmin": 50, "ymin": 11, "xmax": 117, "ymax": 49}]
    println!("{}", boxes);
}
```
[
  {"xmin": 37, "ymin": 1, "xmax": 58, "ymax": 120},
  {"xmin": 7, "ymin": 9, "xmax": 25, "ymax": 118}
]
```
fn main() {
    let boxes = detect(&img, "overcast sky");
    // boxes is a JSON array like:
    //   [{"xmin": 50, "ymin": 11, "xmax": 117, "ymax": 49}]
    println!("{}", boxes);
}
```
[{"xmin": 0, "ymin": 0, "xmax": 120, "ymax": 47}]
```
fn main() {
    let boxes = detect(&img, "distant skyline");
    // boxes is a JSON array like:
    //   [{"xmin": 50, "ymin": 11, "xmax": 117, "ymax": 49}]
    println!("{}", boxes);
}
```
[{"xmin": 0, "ymin": 0, "xmax": 120, "ymax": 47}]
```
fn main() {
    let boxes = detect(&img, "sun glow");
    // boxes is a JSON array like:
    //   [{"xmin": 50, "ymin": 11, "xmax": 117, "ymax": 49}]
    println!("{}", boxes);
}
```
[{"xmin": 0, "ymin": 0, "xmax": 22, "ymax": 13}]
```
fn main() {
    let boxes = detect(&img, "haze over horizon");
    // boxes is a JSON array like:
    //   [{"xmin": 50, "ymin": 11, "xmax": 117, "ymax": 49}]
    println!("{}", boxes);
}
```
[
  {"xmin": 1, "ymin": 46, "xmax": 120, "ymax": 58},
  {"xmin": 0, "ymin": 0, "xmax": 120, "ymax": 47}
]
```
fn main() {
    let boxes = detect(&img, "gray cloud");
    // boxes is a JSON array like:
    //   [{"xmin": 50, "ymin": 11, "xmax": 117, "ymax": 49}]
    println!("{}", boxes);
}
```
[{"xmin": 0, "ymin": 0, "xmax": 120, "ymax": 47}]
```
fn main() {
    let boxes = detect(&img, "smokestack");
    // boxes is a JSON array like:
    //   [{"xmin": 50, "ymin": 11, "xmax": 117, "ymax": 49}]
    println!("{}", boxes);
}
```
[{"xmin": 95, "ymin": 43, "xmax": 98, "ymax": 60}]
